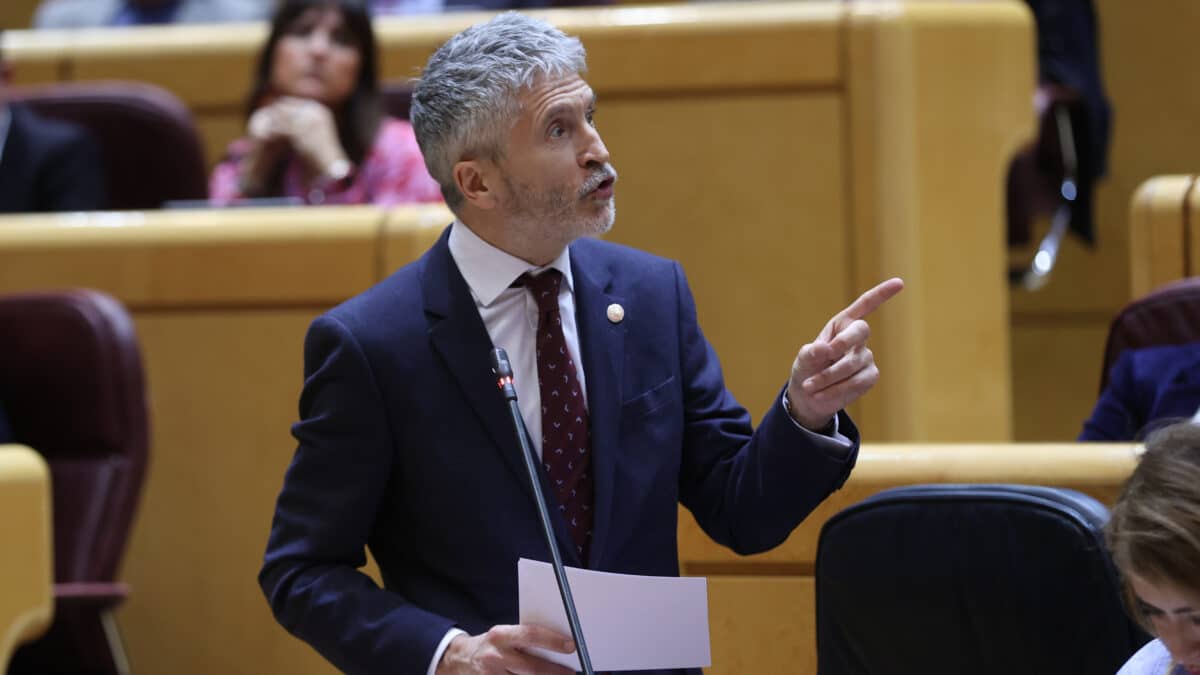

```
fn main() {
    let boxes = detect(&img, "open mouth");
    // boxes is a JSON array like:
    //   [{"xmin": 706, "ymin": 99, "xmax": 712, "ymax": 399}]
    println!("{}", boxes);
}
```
[{"xmin": 586, "ymin": 175, "xmax": 616, "ymax": 200}]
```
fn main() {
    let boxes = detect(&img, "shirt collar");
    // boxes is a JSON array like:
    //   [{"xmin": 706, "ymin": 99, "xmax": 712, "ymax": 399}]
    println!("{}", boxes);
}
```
[{"xmin": 448, "ymin": 220, "xmax": 574, "ymax": 307}]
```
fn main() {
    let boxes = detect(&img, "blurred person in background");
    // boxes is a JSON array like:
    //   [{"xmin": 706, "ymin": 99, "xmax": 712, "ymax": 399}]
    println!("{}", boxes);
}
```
[
  {"xmin": 1107, "ymin": 421, "xmax": 1200, "ymax": 675},
  {"xmin": 1079, "ymin": 343, "xmax": 1200, "ymax": 442},
  {"xmin": 0, "ymin": 31, "xmax": 107, "ymax": 213},
  {"xmin": 34, "ymin": 0, "xmax": 268, "ymax": 28},
  {"xmin": 370, "ymin": 0, "xmax": 606, "ymax": 17},
  {"xmin": 209, "ymin": 0, "xmax": 442, "ymax": 206}
]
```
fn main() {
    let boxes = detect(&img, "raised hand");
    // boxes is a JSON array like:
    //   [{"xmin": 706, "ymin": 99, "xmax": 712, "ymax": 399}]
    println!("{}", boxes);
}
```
[
  {"xmin": 250, "ymin": 96, "xmax": 350, "ymax": 176},
  {"xmin": 436, "ymin": 625, "xmax": 577, "ymax": 675},
  {"xmin": 786, "ymin": 278, "xmax": 905, "ymax": 431}
]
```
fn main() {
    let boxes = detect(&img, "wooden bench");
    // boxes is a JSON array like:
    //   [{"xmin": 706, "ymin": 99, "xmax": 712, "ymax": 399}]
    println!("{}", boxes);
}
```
[
  {"xmin": 0, "ymin": 445, "xmax": 53, "ymax": 670},
  {"xmin": 1128, "ymin": 174, "xmax": 1199, "ymax": 297},
  {"xmin": 5, "ymin": 1, "xmax": 1035, "ymax": 445}
]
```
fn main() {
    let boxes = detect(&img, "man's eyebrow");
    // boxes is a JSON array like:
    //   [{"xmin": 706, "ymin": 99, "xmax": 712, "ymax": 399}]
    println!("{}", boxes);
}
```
[
  {"xmin": 541, "ymin": 103, "xmax": 576, "ymax": 124},
  {"xmin": 540, "ymin": 94, "xmax": 597, "ymax": 125}
]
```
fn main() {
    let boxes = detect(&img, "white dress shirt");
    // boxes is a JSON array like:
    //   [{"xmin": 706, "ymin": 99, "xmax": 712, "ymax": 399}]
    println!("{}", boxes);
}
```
[
  {"xmin": 426, "ymin": 220, "xmax": 590, "ymax": 673},
  {"xmin": 447, "ymin": 219, "xmax": 588, "ymax": 459}
]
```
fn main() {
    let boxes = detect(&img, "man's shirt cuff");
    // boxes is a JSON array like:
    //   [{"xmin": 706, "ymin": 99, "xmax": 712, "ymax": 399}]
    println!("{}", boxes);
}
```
[
  {"xmin": 427, "ymin": 628, "xmax": 468, "ymax": 675},
  {"xmin": 781, "ymin": 392, "xmax": 853, "ymax": 457}
]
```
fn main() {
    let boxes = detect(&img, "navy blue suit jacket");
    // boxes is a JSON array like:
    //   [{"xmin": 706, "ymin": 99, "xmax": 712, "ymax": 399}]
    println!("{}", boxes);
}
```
[
  {"xmin": 260, "ymin": 229, "xmax": 860, "ymax": 674},
  {"xmin": 1079, "ymin": 344, "xmax": 1200, "ymax": 441}
]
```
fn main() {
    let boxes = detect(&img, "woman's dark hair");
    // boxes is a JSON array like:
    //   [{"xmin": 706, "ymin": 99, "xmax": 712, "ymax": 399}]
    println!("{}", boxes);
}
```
[
  {"xmin": 1106, "ymin": 421, "xmax": 1200, "ymax": 634},
  {"xmin": 245, "ymin": 0, "xmax": 383, "ymax": 168}
]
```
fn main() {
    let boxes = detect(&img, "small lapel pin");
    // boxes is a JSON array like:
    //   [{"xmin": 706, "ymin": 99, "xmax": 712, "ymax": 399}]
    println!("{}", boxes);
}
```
[{"xmin": 606, "ymin": 303, "xmax": 625, "ymax": 324}]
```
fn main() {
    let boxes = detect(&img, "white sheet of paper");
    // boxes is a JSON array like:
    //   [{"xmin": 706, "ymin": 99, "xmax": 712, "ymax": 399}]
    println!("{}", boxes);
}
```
[{"xmin": 517, "ymin": 558, "xmax": 711, "ymax": 672}]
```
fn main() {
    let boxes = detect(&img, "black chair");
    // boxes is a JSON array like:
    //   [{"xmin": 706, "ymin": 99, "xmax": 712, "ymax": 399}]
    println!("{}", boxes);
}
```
[
  {"xmin": 381, "ymin": 80, "xmax": 415, "ymax": 121},
  {"xmin": 815, "ymin": 484, "xmax": 1147, "ymax": 675}
]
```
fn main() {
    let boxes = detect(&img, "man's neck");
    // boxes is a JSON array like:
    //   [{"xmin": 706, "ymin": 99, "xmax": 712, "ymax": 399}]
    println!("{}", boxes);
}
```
[{"xmin": 459, "ymin": 216, "xmax": 566, "ymax": 267}]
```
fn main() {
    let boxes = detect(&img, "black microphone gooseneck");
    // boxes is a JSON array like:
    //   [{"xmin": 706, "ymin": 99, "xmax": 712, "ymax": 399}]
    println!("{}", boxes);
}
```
[{"xmin": 489, "ymin": 347, "xmax": 596, "ymax": 675}]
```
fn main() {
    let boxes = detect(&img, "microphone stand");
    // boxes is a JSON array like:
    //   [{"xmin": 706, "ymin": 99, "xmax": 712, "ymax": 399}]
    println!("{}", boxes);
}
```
[{"xmin": 490, "ymin": 348, "xmax": 596, "ymax": 675}]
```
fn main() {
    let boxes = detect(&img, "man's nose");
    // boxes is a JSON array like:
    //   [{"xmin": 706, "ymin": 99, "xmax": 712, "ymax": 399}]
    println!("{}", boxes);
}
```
[{"xmin": 579, "ymin": 125, "xmax": 610, "ymax": 168}]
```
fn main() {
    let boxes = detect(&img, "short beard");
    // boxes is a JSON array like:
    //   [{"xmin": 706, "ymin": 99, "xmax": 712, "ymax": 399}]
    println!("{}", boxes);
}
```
[{"xmin": 502, "ymin": 172, "xmax": 616, "ymax": 248}]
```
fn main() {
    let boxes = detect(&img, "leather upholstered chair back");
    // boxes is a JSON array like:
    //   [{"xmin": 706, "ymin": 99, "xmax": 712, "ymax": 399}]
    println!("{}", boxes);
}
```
[
  {"xmin": 815, "ymin": 485, "xmax": 1147, "ymax": 675},
  {"xmin": 381, "ymin": 80, "xmax": 414, "ymax": 121},
  {"xmin": 1100, "ymin": 277, "xmax": 1200, "ymax": 392},
  {"xmin": 0, "ymin": 289, "xmax": 149, "ymax": 675},
  {"xmin": 7, "ymin": 81, "xmax": 208, "ymax": 210}
]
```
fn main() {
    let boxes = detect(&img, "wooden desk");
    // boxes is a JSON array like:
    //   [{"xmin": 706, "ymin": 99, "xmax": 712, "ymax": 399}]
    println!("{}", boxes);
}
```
[
  {"xmin": 4, "ymin": 1, "xmax": 1033, "ymax": 443},
  {"xmin": 0, "ymin": 444, "xmax": 53, "ymax": 670}
]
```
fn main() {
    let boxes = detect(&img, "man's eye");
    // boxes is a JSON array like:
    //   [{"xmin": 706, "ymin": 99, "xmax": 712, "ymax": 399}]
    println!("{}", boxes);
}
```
[
  {"xmin": 586, "ymin": 111, "xmax": 596, "ymax": 127},
  {"xmin": 549, "ymin": 125, "xmax": 565, "ymax": 139}
]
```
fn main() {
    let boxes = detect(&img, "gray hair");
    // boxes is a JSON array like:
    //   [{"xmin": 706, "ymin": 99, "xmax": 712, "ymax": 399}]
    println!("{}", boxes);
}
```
[{"xmin": 410, "ymin": 12, "xmax": 587, "ymax": 209}]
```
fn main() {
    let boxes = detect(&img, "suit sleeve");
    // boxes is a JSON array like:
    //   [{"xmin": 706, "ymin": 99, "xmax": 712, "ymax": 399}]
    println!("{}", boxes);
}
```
[
  {"xmin": 259, "ymin": 315, "xmax": 456, "ymax": 674},
  {"xmin": 671, "ymin": 262, "xmax": 859, "ymax": 555},
  {"xmin": 40, "ymin": 130, "xmax": 108, "ymax": 212},
  {"xmin": 1079, "ymin": 351, "xmax": 1144, "ymax": 441}
]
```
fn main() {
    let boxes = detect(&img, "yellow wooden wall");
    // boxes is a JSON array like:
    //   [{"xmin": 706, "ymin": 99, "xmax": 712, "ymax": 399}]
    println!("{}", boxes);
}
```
[{"xmin": 1009, "ymin": 0, "xmax": 1200, "ymax": 441}]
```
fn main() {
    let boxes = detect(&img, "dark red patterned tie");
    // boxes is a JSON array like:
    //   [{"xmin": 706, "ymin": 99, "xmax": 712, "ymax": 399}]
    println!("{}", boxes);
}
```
[{"xmin": 523, "ymin": 270, "xmax": 594, "ymax": 563}]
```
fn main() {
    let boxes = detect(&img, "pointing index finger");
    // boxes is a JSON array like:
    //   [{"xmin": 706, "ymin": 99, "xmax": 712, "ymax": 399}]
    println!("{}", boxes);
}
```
[{"xmin": 839, "ymin": 277, "xmax": 905, "ymax": 322}]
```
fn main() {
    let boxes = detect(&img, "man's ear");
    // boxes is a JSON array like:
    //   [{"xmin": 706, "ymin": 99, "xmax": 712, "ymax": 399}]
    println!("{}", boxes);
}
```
[
  {"xmin": 0, "ymin": 62, "xmax": 11, "ymax": 86},
  {"xmin": 453, "ymin": 159, "xmax": 499, "ymax": 211}
]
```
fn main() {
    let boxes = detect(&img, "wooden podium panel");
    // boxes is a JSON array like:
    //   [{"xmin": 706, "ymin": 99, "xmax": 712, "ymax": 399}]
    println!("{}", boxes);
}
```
[
  {"xmin": 0, "ymin": 445, "xmax": 53, "ymax": 669},
  {"xmin": 0, "ymin": 205, "xmax": 451, "ymax": 675},
  {"xmin": 3, "ymin": 2, "xmax": 1028, "ymax": 443},
  {"xmin": 1009, "ymin": 0, "xmax": 1200, "ymax": 441},
  {"xmin": 0, "ymin": 208, "xmax": 383, "ymax": 304}
]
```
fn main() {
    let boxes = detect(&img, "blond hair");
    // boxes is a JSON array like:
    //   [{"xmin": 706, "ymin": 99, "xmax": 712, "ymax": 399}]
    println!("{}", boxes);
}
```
[{"xmin": 1106, "ymin": 421, "xmax": 1200, "ymax": 631}]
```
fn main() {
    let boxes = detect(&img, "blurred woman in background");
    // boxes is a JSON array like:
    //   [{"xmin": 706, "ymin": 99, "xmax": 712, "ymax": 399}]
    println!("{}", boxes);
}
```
[
  {"xmin": 210, "ymin": 0, "xmax": 442, "ymax": 206},
  {"xmin": 1108, "ymin": 422, "xmax": 1200, "ymax": 675}
]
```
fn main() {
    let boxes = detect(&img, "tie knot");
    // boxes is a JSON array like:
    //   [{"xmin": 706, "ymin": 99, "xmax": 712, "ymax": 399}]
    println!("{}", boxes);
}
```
[{"xmin": 521, "ymin": 270, "xmax": 563, "ymax": 314}]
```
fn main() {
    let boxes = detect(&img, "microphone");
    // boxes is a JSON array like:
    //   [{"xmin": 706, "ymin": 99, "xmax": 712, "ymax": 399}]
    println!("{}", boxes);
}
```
[{"xmin": 490, "ymin": 348, "xmax": 595, "ymax": 675}]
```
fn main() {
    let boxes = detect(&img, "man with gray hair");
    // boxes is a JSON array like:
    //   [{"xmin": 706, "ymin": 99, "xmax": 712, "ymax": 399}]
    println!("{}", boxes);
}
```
[{"xmin": 260, "ymin": 12, "xmax": 902, "ymax": 675}]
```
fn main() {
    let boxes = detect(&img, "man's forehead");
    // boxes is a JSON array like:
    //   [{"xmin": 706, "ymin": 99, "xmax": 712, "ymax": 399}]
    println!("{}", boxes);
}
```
[{"xmin": 519, "ymin": 72, "xmax": 594, "ymax": 110}]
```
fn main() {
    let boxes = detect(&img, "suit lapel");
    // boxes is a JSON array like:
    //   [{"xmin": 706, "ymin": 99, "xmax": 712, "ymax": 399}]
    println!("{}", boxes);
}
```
[
  {"xmin": 421, "ymin": 231, "xmax": 538, "ymax": 504},
  {"xmin": 421, "ymin": 231, "xmax": 583, "ymax": 565},
  {"xmin": 571, "ymin": 246, "xmax": 624, "ymax": 569},
  {"xmin": 0, "ymin": 107, "xmax": 30, "ymax": 212}
]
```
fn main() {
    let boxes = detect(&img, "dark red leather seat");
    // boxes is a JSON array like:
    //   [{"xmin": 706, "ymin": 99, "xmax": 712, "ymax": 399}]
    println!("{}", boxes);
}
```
[
  {"xmin": 0, "ymin": 289, "xmax": 149, "ymax": 675},
  {"xmin": 381, "ymin": 80, "xmax": 414, "ymax": 121},
  {"xmin": 1099, "ymin": 278, "xmax": 1200, "ymax": 392},
  {"xmin": 7, "ymin": 81, "xmax": 208, "ymax": 210}
]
